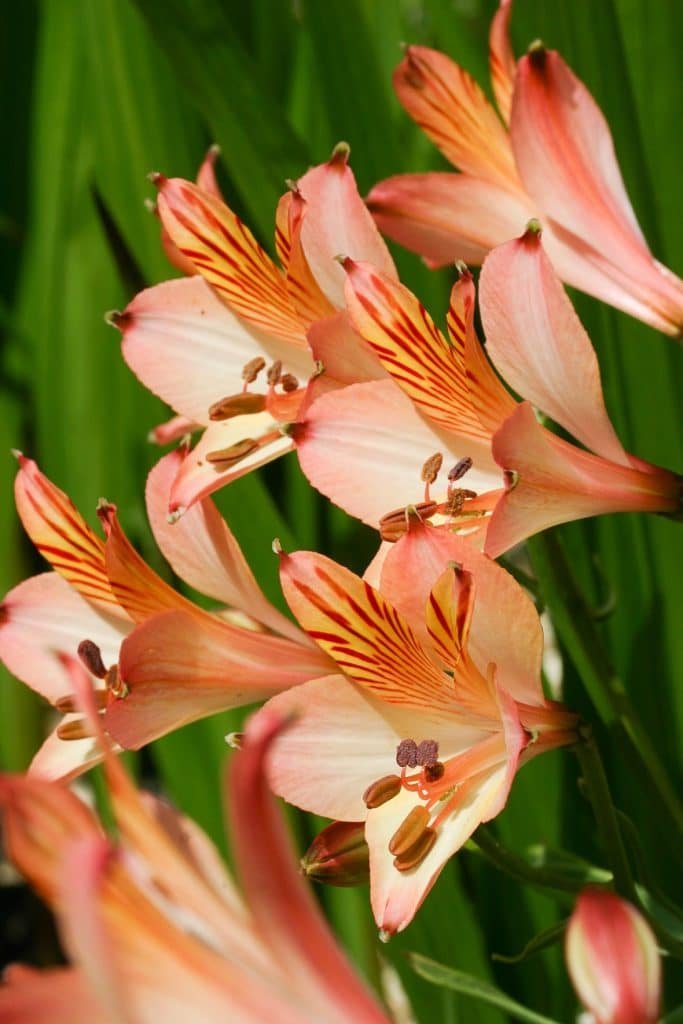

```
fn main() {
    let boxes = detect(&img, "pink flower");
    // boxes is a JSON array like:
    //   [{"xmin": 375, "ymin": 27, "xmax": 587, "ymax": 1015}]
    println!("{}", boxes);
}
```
[
  {"xmin": 367, "ymin": 0, "xmax": 683, "ymax": 336},
  {"xmin": 113, "ymin": 144, "xmax": 396, "ymax": 517},
  {"xmin": 296, "ymin": 228, "xmax": 681, "ymax": 555},
  {"xmin": 566, "ymin": 889, "xmax": 661, "ymax": 1024},
  {"xmin": 260, "ymin": 523, "xmax": 578, "ymax": 934},
  {"xmin": 0, "ymin": 661, "xmax": 389, "ymax": 1023},
  {"xmin": 0, "ymin": 451, "xmax": 332, "ymax": 781}
]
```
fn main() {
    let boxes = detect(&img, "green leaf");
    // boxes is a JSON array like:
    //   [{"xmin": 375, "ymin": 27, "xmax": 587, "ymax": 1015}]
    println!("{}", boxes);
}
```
[{"xmin": 409, "ymin": 953, "xmax": 562, "ymax": 1024}]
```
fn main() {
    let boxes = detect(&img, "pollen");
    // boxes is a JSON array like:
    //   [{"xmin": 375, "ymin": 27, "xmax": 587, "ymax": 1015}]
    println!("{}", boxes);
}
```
[
  {"xmin": 363, "ymin": 775, "xmax": 402, "ymax": 809},
  {"xmin": 448, "ymin": 456, "xmax": 473, "ymax": 482},
  {"xmin": 209, "ymin": 393, "xmax": 266, "ymax": 420},
  {"xmin": 241, "ymin": 356, "xmax": 266, "ymax": 384},
  {"xmin": 421, "ymin": 452, "xmax": 443, "ymax": 485}
]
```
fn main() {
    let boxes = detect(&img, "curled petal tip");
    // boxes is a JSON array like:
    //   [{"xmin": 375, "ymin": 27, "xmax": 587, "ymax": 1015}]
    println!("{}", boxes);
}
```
[
  {"xmin": 166, "ymin": 505, "xmax": 186, "ymax": 525},
  {"xmin": 271, "ymin": 537, "xmax": 285, "ymax": 556},
  {"xmin": 143, "ymin": 197, "xmax": 156, "ymax": 213},
  {"xmin": 330, "ymin": 141, "xmax": 351, "ymax": 166},
  {"xmin": 207, "ymin": 142, "xmax": 221, "ymax": 158},
  {"xmin": 10, "ymin": 448, "xmax": 24, "ymax": 463},
  {"xmin": 147, "ymin": 170, "xmax": 166, "ymax": 187},
  {"xmin": 224, "ymin": 731, "xmax": 244, "ymax": 749},
  {"xmin": 104, "ymin": 309, "xmax": 125, "ymax": 329},
  {"xmin": 455, "ymin": 259, "xmax": 471, "ymax": 279},
  {"xmin": 378, "ymin": 929, "xmax": 393, "ymax": 944},
  {"xmin": 523, "ymin": 218, "xmax": 543, "ymax": 241}
]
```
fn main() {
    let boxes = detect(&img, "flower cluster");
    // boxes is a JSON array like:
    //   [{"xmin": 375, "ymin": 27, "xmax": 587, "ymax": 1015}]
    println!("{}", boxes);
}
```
[{"xmin": 0, "ymin": 2, "xmax": 677, "ymax": 1020}]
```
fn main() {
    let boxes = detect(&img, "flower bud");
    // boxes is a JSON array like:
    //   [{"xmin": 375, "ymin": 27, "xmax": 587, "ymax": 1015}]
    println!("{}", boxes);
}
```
[
  {"xmin": 301, "ymin": 820, "xmax": 369, "ymax": 888},
  {"xmin": 565, "ymin": 889, "xmax": 661, "ymax": 1024}
]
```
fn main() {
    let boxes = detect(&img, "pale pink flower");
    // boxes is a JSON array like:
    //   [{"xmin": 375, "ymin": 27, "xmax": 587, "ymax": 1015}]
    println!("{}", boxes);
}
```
[
  {"xmin": 368, "ymin": 0, "xmax": 683, "ymax": 336},
  {"xmin": 261, "ymin": 523, "xmax": 578, "ymax": 934}
]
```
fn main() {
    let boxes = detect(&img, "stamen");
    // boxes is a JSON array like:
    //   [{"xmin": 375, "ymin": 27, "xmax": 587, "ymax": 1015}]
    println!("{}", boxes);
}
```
[
  {"xmin": 280, "ymin": 373, "xmax": 299, "ymax": 393},
  {"xmin": 208, "ymin": 393, "xmax": 266, "ymax": 420},
  {"xmin": 56, "ymin": 717, "xmax": 92, "ymax": 741},
  {"xmin": 424, "ymin": 762, "xmax": 445, "ymax": 783},
  {"xmin": 106, "ymin": 664, "xmax": 129, "ymax": 700},
  {"xmin": 379, "ymin": 502, "xmax": 437, "ymax": 543},
  {"xmin": 206, "ymin": 438, "xmax": 259, "ymax": 466},
  {"xmin": 388, "ymin": 805, "xmax": 430, "ymax": 857},
  {"xmin": 421, "ymin": 452, "xmax": 443, "ymax": 503},
  {"xmin": 416, "ymin": 739, "xmax": 439, "ymax": 767},
  {"xmin": 393, "ymin": 827, "xmax": 437, "ymax": 872},
  {"xmin": 396, "ymin": 738, "xmax": 419, "ymax": 769},
  {"xmin": 362, "ymin": 775, "xmax": 402, "ymax": 809},
  {"xmin": 77, "ymin": 639, "xmax": 107, "ymax": 679},
  {"xmin": 448, "ymin": 456, "xmax": 473, "ymax": 483},
  {"xmin": 241, "ymin": 356, "xmax": 266, "ymax": 385},
  {"xmin": 445, "ymin": 488, "xmax": 478, "ymax": 516},
  {"xmin": 224, "ymin": 732, "xmax": 244, "ymax": 750},
  {"xmin": 55, "ymin": 690, "xmax": 107, "ymax": 713},
  {"xmin": 267, "ymin": 360, "xmax": 283, "ymax": 387}
]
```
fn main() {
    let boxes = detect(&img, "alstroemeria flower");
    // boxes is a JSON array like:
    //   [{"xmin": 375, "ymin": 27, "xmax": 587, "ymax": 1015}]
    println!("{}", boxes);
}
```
[
  {"xmin": 299, "ymin": 227, "xmax": 681, "ymax": 555},
  {"xmin": 0, "ymin": 661, "xmax": 389, "ymax": 1024},
  {"xmin": 566, "ymin": 889, "xmax": 661, "ymax": 1024},
  {"xmin": 0, "ymin": 451, "xmax": 332, "ymax": 781},
  {"xmin": 368, "ymin": 0, "xmax": 683, "ymax": 336},
  {"xmin": 260, "ymin": 524, "xmax": 578, "ymax": 934},
  {"xmin": 113, "ymin": 143, "xmax": 396, "ymax": 517}
]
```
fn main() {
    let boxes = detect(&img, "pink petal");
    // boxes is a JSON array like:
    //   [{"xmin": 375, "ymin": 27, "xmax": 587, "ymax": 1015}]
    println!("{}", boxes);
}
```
[
  {"xmin": 264, "ymin": 675, "xmax": 485, "ymax": 821},
  {"xmin": 366, "ymin": 762, "xmax": 510, "ymax": 935},
  {"xmin": 279, "ymin": 549, "xmax": 456, "ymax": 710},
  {"xmin": 367, "ymin": 172, "xmax": 536, "ymax": 268},
  {"xmin": 282, "ymin": 186, "xmax": 337, "ymax": 326},
  {"xmin": 511, "ymin": 50, "xmax": 683, "ymax": 336},
  {"xmin": 296, "ymin": 378, "xmax": 498, "ymax": 528},
  {"xmin": 485, "ymin": 403, "xmax": 683, "ymax": 557},
  {"xmin": 145, "ymin": 449, "xmax": 310, "ymax": 643},
  {"xmin": 155, "ymin": 176, "xmax": 305, "ymax": 344},
  {"xmin": 29, "ymin": 726, "xmax": 105, "ymax": 784},
  {"xmin": 306, "ymin": 311, "xmax": 387, "ymax": 387},
  {"xmin": 106, "ymin": 608, "xmax": 332, "ymax": 749},
  {"xmin": 392, "ymin": 46, "xmax": 518, "ymax": 189},
  {"xmin": 479, "ymin": 230, "xmax": 629, "ymax": 464},
  {"xmin": 229, "ymin": 707, "xmax": 391, "ymax": 1023},
  {"xmin": 117, "ymin": 276, "xmax": 312, "ymax": 426},
  {"xmin": 0, "ymin": 966, "xmax": 109, "ymax": 1024},
  {"xmin": 297, "ymin": 147, "xmax": 397, "ymax": 308},
  {"xmin": 149, "ymin": 414, "xmax": 200, "ymax": 446},
  {"xmin": 0, "ymin": 572, "xmax": 128, "ymax": 703},
  {"xmin": 169, "ymin": 417, "xmax": 295, "ymax": 515},
  {"xmin": 488, "ymin": 0, "xmax": 516, "ymax": 124},
  {"xmin": 380, "ymin": 523, "xmax": 545, "ymax": 707}
]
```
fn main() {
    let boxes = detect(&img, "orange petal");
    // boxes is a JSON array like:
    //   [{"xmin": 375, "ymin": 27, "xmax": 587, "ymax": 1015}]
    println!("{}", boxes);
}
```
[
  {"xmin": 393, "ymin": 45, "xmax": 519, "ymax": 189},
  {"xmin": 488, "ymin": 0, "xmax": 516, "ymax": 124},
  {"xmin": 0, "ymin": 966, "xmax": 109, "ymax": 1024},
  {"xmin": 343, "ymin": 259, "xmax": 489, "ymax": 441},
  {"xmin": 279, "ymin": 550, "xmax": 453, "ymax": 710},
  {"xmin": 282, "ymin": 186, "xmax": 336, "ymax": 326},
  {"xmin": 155, "ymin": 176, "xmax": 305, "ymax": 344},
  {"xmin": 13, "ymin": 455, "xmax": 121, "ymax": 613}
]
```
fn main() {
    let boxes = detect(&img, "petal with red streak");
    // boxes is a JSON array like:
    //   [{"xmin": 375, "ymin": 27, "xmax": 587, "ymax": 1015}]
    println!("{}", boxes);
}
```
[{"xmin": 488, "ymin": 0, "xmax": 516, "ymax": 124}]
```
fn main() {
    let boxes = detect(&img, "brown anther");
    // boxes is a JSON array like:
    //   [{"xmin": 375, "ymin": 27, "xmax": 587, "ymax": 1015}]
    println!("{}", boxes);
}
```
[
  {"xmin": 379, "ymin": 502, "xmax": 437, "ymax": 543},
  {"xmin": 208, "ymin": 393, "xmax": 266, "ymax": 420},
  {"xmin": 241, "ymin": 356, "xmax": 266, "ymax": 383},
  {"xmin": 388, "ymin": 805, "xmax": 431, "ymax": 857},
  {"xmin": 106, "ymin": 664, "xmax": 129, "ymax": 700},
  {"xmin": 445, "ymin": 488, "xmax": 478, "ymax": 516},
  {"xmin": 424, "ymin": 761, "xmax": 445, "ymax": 783},
  {"xmin": 77, "ymin": 639, "xmax": 107, "ymax": 679},
  {"xmin": 362, "ymin": 775, "xmax": 402, "ymax": 809},
  {"xmin": 280, "ymin": 373, "xmax": 299, "ymax": 393},
  {"xmin": 56, "ymin": 717, "xmax": 92, "ymax": 742},
  {"xmin": 225, "ymin": 732, "xmax": 244, "ymax": 749},
  {"xmin": 267, "ymin": 360, "xmax": 283, "ymax": 386},
  {"xmin": 421, "ymin": 452, "xmax": 443, "ymax": 485},
  {"xmin": 527, "ymin": 39, "xmax": 547, "ymax": 68},
  {"xmin": 330, "ymin": 141, "xmax": 350, "ymax": 166},
  {"xmin": 396, "ymin": 739, "xmax": 419, "ymax": 769},
  {"xmin": 393, "ymin": 827, "xmax": 437, "ymax": 872},
  {"xmin": 55, "ymin": 689, "xmax": 108, "ymax": 714},
  {"xmin": 416, "ymin": 739, "xmax": 439, "ymax": 768},
  {"xmin": 206, "ymin": 438, "xmax": 259, "ymax": 466},
  {"xmin": 448, "ymin": 457, "xmax": 473, "ymax": 483}
]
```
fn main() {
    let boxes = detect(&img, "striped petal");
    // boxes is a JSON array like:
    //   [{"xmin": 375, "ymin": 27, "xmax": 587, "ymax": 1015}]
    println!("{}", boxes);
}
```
[
  {"xmin": 159, "ymin": 145, "xmax": 224, "ymax": 275},
  {"xmin": 281, "ymin": 186, "xmax": 336, "ymax": 326},
  {"xmin": 486, "ymin": 403, "xmax": 683, "ymax": 557},
  {"xmin": 106, "ymin": 608, "xmax": 332, "ymax": 750},
  {"xmin": 480, "ymin": 230, "xmax": 629, "ymax": 464},
  {"xmin": 296, "ymin": 147, "xmax": 397, "ymax": 309},
  {"xmin": 367, "ymin": 172, "xmax": 535, "ymax": 269},
  {"xmin": 0, "ymin": 965, "xmax": 109, "ymax": 1024},
  {"xmin": 279, "ymin": 550, "xmax": 454, "ymax": 710},
  {"xmin": 14, "ymin": 455, "xmax": 119, "ymax": 612},
  {"xmin": 117, "ymin": 276, "xmax": 312, "ymax": 426},
  {"xmin": 511, "ymin": 49, "xmax": 683, "ymax": 336},
  {"xmin": 489, "ymin": 0, "xmax": 515, "ymax": 124},
  {"xmin": 155, "ymin": 176, "xmax": 305, "ymax": 343},
  {"xmin": 393, "ymin": 46, "xmax": 519, "ymax": 189}
]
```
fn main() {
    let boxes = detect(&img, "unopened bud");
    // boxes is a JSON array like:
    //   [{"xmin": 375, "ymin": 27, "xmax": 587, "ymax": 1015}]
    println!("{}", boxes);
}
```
[
  {"xmin": 301, "ymin": 820, "xmax": 369, "ymax": 887},
  {"xmin": 208, "ymin": 393, "xmax": 266, "ymax": 420}
]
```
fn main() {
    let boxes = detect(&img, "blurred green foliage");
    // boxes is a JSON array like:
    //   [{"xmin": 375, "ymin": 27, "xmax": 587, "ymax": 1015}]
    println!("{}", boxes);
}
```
[{"xmin": 0, "ymin": 1, "xmax": 680, "ymax": 1019}]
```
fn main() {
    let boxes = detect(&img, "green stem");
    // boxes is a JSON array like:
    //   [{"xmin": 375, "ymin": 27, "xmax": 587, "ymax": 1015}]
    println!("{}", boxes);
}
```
[
  {"xmin": 470, "ymin": 826, "xmax": 590, "ymax": 896},
  {"xmin": 574, "ymin": 727, "xmax": 636, "ymax": 902},
  {"xmin": 527, "ymin": 531, "xmax": 683, "ymax": 833}
]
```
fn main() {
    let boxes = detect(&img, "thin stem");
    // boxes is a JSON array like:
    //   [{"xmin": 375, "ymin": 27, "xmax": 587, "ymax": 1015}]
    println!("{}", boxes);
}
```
[
  {"xmin": 574, "ymin": 726, "xmax": 636, "ymax": 902},
  {"xmin": 527, "ymin": 531, "xmax": 683, "ymax": 833},
  {"xmin": 470, "ymin": 826, "xmax": 591, "ymax": 896}
]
